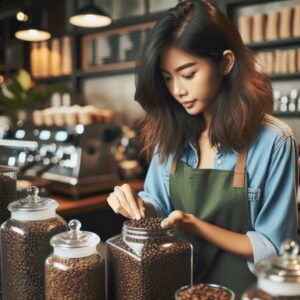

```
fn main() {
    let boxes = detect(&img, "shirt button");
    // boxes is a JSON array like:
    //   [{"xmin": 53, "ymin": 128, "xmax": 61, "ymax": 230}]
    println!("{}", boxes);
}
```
[{"xmin": 217, "ymin": 159, "xmax": 223, "ymax": 165}]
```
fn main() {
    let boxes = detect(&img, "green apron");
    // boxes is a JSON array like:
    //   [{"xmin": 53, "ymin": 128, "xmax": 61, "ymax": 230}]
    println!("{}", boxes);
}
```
[{"xmin": 169, "ymin": 149, "xmax": 256, "ymax": 296}]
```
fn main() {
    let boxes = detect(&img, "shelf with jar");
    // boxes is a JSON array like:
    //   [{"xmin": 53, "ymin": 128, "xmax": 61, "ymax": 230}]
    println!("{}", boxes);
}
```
[
  {"xmin": 237, "ymin": 2, "xmax": 300, "ymax": 46},
  {"xmin": 273, "ymin": 88, "xmax": 300, "ymax": 117},
  {"xmin": 225, "ymin": 1, "xmax": 300, "ymax": 81},
  {"xmin": 254, "ymin": 48, "xmax": 300, "ymax": 79},
  {"xmin": 30, "ymin": 35, "xmax": 73, "ymax": 80},
  {"xmin": 225, "ymin": 0, "xmax": 300, "ymax": 119},
  {"xmin": 235, "ymin": 2, "xmax": 300, "ymax": 80}
]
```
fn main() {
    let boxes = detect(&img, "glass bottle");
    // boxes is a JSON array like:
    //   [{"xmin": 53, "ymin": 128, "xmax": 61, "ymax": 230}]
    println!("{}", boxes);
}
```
[
  {"xmin": 288, "ymin": 89, "xmax": 298, "ymax": 112},
  {"xmin": 242, "ymin": 240, "xmax": 300, "ymax": 299},
  {"xmin": 107, "ymin": 217, "xmax": 193, "ymax": 300},
  {"xmin": 45, "ymin": 219, "xmax": 105, "ymax": 300},
  {"xmin": 0, "ymin": 186, "xmax": 67, "ymax": 300},
  {"xmin": 273, "ymin": 90, "xmax": 281, "ymax": 112}
]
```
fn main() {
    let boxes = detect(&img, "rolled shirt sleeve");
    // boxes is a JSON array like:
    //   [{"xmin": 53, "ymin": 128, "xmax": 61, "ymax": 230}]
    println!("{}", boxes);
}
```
[
  {"xmin": 246, "ymin": 136, "xmax": 298, "ymax": 270},
  {"xmin": 138, "ymin": 151, "xmax": 173, "ymax": 217}
]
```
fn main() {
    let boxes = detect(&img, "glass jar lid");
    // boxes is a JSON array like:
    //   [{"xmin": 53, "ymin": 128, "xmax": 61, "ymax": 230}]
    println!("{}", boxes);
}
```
[
  {"xmin": 255, "ymin": 240, "xmax": 300, "ymax": 282},
  {"xmin": 255, "ymin": 240, "xmax": 300, "ymax": 296},
  {"xmin": 50, "ymin": 219, "xmax": 100, "ymax": 258},
  {"xmin": 8, "ymin": 186, "xmax": 58, "ymax": 220}
]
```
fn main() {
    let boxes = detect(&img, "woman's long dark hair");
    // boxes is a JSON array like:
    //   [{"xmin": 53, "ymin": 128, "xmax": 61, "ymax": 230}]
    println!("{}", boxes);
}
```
[{"xmin": 135, "ymin": 0, "xmax": 273, "ymax": 162}]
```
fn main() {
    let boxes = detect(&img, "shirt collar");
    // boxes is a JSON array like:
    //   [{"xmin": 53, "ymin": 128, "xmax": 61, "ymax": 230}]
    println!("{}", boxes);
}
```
[{"xmin": 187, "ymin": 141, "xmax": 223, "ymax": 155}]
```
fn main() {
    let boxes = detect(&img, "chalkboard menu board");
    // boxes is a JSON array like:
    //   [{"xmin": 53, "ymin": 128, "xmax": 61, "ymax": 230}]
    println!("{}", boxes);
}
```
[{"xmin": 82, "ymin": 21, "xmax": 156, "ymax": 73}]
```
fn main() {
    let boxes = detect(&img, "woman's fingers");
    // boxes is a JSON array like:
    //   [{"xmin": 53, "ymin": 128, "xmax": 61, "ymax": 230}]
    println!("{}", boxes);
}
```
[
  {"xmin": 161, "ymin": 210, "xmax": 184, "ymax": 228},
  {"xmin": 107, "ymin": 184, "xmax": 145, "ymax": 220},
  {"xmin": 114, "ymin": 186, "xmax": 135, "ymax": 219},
  {"xmin": 107, "ymin": 194, "xmax": 131, "ymax": 218},
  {"xmin": 122, "ymin": 184, "xmax": 143, "ymax": 220},
  {"xmin": 137, "ymin": 197, "xmax": 146, "ymax": 218}
]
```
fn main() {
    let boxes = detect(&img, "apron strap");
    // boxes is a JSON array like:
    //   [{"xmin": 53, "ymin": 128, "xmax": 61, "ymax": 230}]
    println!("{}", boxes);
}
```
[
  {"xmin": 171, "ymin": 149, "xmax": 248, "ymax": 188},
  {"xmin": 232, "ymin": 148, "xmax": 248, "ymax": 188},
  {"xmin": 171, "ymin": 155, "xmax": 178, "ymax": 175}
]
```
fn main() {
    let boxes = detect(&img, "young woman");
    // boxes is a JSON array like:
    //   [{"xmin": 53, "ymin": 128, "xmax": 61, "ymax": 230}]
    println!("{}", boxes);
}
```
[{"xmin": 107, "ymin": 0, "xmax": 298, "ymax": 295}]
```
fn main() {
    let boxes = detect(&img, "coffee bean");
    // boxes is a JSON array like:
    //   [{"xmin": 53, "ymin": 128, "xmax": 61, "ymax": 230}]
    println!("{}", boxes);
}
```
[
  {"xmin": 45, "ymin": 253, "xmax": 105, "ymax": 300},
  {"xmin": 107, "ymin": 217, "xmax": 192, "ymax": 300},
  {"xmin": 127, "ymin": 217, "xmax": 164, "ymax": 231},
  {"xmin": 1, "ymin": 217, "xmax": 66, "ymax": 300},
  {"xmin": 177, "ymin": 283, "xmax": 233, "ymax": 300}
]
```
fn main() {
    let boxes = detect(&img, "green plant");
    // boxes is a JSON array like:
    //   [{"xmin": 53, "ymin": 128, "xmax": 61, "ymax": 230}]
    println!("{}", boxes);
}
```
[{"xmin": 0, "ymin": 69, "xmax": 68, "ymax": 115}]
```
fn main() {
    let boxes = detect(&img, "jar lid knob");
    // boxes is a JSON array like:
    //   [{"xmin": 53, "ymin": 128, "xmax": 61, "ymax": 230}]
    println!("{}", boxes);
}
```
[
  {"xmin": 27, "ymin": 186, "xmax": 39, "ymax": 203},
  {"xmin": 68, "ymin": 219, "xmax": 81, "ymax": 232},
  {"xmin": 280, "ymin": 240, "xmax": 299, "ymax": 257}
]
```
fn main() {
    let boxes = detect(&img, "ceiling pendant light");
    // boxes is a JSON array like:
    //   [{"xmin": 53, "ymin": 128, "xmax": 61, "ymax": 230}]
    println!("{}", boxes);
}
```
[
  {"xmin": 69, "ymin": 0, "xmax": 112, "ymax": 28},
  {"xmin": 15, "ymin": 10, "xmax": 51, "ymax": 42},
  {"xmin": 15, "ymin": 28, "xmax": 51, "ymax": 42}
]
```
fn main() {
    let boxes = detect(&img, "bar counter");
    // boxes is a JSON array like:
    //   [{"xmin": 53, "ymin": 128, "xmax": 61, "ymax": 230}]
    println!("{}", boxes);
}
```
[{"xmin": 54, "ymin": 180, "xmax": 144, "ymax": 216}]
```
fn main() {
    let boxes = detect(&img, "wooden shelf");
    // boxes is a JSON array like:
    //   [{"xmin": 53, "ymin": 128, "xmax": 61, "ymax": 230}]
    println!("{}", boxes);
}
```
[
  {"xmin": 226, "ymin": 0, "xmax": 289, "ymax": 6},
  {"xmin": 76, "ymin": 68, "xmax": 136, "ymax": 79},
  {"xmin": 273, "ymin": 112, "xmax": 300, "ymax": 118},
  {"xmin": 269, "ymin": 73, "xmax": 300, "ymax": 81},
  {"xmin": 54, "ymin": 180, "xmax": 144, "ymax": 217},
  {"xmin": 33, "ymin": 75, "xmax": 72, "ymax": 83},
  {"xmin": 246, "ymin": 37, "xmax": 300, "ymax": 50}
]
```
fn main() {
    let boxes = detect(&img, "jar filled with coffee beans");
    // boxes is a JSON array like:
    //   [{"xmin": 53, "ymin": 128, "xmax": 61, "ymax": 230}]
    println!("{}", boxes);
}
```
[
  {"xmin": 0, "ymin": 166, "xmax": 17, "ymax": 226},
  {"xmin": 242, "ymin": 240, "xmax": 300, "ymax": 300},
  {"xmin": 0, "ymin": 165, "xmax": 17, "ymax": 297},
  {"xmin": 175, "ymin": 283, "xmax": 235, "ymax": 300},
  {"xmin": 45, "ymin": 219, "xmax": 105, "ymax": 300},
  {"xmin": 107, "ymin": 217, "xmax": 193, "ymax": 300},
  {"xmin": 0, "ymin": 186, "xmax": 67, "ymax": 300}
]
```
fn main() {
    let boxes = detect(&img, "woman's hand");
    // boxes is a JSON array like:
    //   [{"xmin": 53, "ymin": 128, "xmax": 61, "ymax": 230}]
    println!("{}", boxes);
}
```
[
  {"xmin": 107, "ymin": 184, "xmax": 145, "ymax": 220},
  {"xmin": 161, "ymin": 210, "xmax": 195, "ymax": 232},
  {"xmin": 162, "ymin": 210, "xmax": 253, "ymax": 260}
]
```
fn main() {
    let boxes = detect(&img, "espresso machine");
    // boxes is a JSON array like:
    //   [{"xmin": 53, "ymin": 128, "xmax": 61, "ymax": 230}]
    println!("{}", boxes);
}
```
[{"xmin": 0, "ymin": 123, "xmax": 121, "ymax": 197}]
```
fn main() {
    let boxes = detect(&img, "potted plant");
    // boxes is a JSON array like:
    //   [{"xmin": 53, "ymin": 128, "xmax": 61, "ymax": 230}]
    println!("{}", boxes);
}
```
[{"xmin": 0, "ymin": 69, "xmax": 67, "ymax": 124}]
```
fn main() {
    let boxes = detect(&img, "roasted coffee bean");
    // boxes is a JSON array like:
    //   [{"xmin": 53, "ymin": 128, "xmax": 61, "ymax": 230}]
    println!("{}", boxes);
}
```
[
  {"xmin": 1, "ymin": 217, "xmax": 66, "ymax": 300},
  {"xmin": 127, "ymin": 217, "xmax": 165, "ymax": 231},
  {"xmin": 107, "ymin": 217, "xmax": 192, "ymax": 300},
  {"xmin": 178, "ymin": 283, "xmax": 233, "ymax": 300},
  {"xmin": 45, "ymin": 254, "xmax": 105, "ymax": 300}
]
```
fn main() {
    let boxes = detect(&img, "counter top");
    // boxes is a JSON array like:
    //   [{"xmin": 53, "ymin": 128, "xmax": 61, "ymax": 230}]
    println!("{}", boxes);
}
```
[{"xmin": 54, "ymin": 180, "xmax": 144, "ymax": 216}]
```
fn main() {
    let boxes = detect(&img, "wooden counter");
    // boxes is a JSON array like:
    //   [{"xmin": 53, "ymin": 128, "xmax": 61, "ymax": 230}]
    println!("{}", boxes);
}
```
[{"xmin": 54, "ymin": 180, "xmax": 144, "ymax": 217}]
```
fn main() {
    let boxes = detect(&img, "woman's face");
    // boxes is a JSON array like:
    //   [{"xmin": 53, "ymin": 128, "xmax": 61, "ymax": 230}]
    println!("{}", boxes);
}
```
[{"xmin": 160, "ymin": 46, "xmax": 224, "ymax": 115}]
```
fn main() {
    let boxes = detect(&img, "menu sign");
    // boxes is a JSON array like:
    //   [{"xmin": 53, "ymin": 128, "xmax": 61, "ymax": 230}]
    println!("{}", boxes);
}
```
[{"xmin": 82, "ymin": 21, "xmax": 156, "ymax": 73}]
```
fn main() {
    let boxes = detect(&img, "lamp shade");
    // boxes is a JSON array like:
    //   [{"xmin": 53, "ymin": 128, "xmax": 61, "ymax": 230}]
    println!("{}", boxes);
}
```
[
  {"xmin": 15, "ymin": 28, "xmax": 51, "ymax": 42},
  {"xmin": 15, "ymin": 11, "xmax": 51, "ymax": 42},
  {"xmin": 69, "ymin": 4, "xmax": 111, "ymax": 28}
]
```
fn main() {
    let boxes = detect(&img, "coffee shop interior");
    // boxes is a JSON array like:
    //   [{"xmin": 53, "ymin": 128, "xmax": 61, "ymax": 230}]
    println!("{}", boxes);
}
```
[{"xmin": 0, "ymin": 0, "xmax": 300, "ymax": 298}]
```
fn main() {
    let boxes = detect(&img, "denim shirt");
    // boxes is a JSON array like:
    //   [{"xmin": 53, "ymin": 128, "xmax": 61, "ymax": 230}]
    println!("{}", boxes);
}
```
[{"xmin": 138, "ymin": 114, "xmax": 298, "ymax": 271}]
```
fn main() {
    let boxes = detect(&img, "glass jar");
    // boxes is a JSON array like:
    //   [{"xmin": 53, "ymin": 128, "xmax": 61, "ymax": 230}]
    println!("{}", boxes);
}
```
[
  {"xmin": 0, "ymin": 165, "xmax": 17, "ymax": 297},
  {"xmin": 0, "ymin": 165, "xmax": 17, "ymax": 225},
  {"xmin": 242, "ymin": 240, "xmax": 300, "ymax": 299},
  {"xmin": 45, "ymin": 219, "xmax": 105, "ymax": 300},
  {"xmin": 107, "ymin": 217, "xmax": 193, "ymax": 300},
  {"xmin": 0, "ymin": 186, "xmax": 67, "ymax": 300},
  {"xmin": 175, "ymin": 283, "xmax": 235, "ymax": 300}
]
